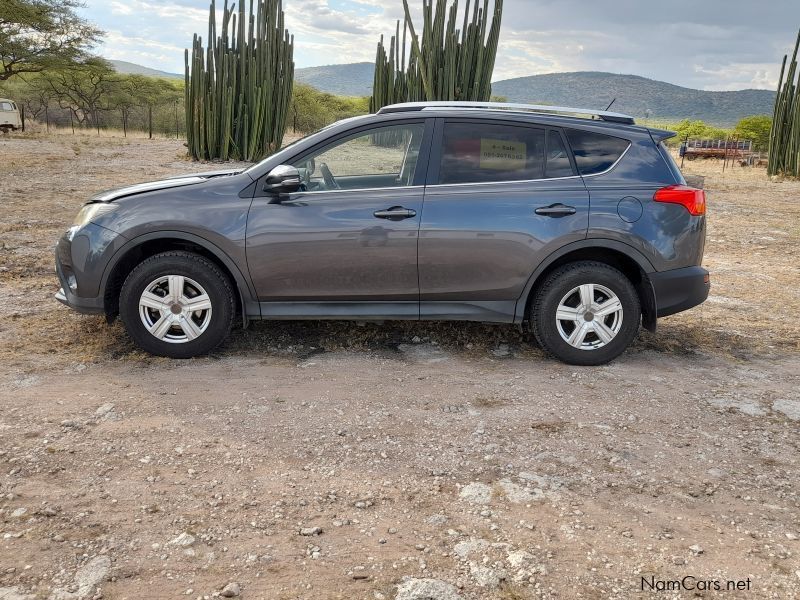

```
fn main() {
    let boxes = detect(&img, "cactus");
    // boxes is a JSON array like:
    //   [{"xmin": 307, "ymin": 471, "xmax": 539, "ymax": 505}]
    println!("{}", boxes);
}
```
[
  {"xmin": 769, "ymin": 28, "xmax": 800, "ymax": 177},
  {"xmin": 185, "ymin": 0, "xmax": 294, "ymax": 161},
  {"xmin": 369, "ymin": 0, "xmax": 503, "ymax": 113}
]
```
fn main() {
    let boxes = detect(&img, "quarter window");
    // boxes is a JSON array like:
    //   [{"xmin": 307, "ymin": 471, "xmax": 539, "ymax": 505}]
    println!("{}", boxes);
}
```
[
  {"xmin": 438, "ymin": 122, "xmax": 545, "ymax": 185},
  {"xmin": 565, "ymin": 129, "xmax": 630, "ymax": 175},
  {"xmin": 291, "ymin": 123, "xmax": 425, "ymax": 191}
]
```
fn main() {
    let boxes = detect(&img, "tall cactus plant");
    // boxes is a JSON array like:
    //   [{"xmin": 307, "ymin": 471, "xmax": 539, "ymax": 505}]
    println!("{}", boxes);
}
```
[
  {"xmin": 185, "ymin": 0, "xmax": 294, "ymax": 161},
  {"xmin": 768, "ymin": 28, "xmax": 800, "ymax": 177},
  {"xmin": 369, "ymin": 0, "xmax": 503, "ymax": 113}
]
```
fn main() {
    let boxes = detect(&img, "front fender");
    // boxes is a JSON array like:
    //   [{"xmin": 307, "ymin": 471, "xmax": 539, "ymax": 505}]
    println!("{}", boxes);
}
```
[{"xmin": 99, "ymin": 231, "xmax": 259, "ymax": 323}]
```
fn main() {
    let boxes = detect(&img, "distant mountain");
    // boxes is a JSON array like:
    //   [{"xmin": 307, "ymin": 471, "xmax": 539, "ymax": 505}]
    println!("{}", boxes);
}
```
[
  {"xmin": 492, "ymin": 72, "xmax": 776, "ymax": 127},
  {"xmin": 295, "ymin": 62, "xmax": 374, "ymax": 97},
  {"xmin": 108, "ymin": 60, "xmax": 182, "ymax": 79},
  {"xmin": 107, "ymin": 59, "xmax": 776, "ymax": 126}
]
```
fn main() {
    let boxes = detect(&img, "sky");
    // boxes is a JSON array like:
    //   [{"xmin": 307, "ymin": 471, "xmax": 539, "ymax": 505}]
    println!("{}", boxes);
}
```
[{"xmin": 78, "ymin": 0, "xmax": 799, "ymax": 91}]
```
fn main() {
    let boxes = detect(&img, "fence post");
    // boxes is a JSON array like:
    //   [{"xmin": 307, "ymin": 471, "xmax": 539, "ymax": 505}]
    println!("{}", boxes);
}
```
[
  {"xmin": 149, "ymin": 105, "xmax": 153, "ymax": 139},
  {"xmin": 70, "ymin": 110, "xmax": 75, "ymax": 134},
  {"xmin": 45, "ymin": 106, "xmax": 49, "ymax": 132},
  {"xmin": 21, "ymin": 106, "xmax": 25, "ymax": 132},
  {"xmin": 175, "ymin": 100, "xmax": 179, "ymax": 139}
]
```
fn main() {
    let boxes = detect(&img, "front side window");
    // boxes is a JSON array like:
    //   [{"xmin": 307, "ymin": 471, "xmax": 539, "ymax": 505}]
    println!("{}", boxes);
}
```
[
  {"xmin": 0, "ymin": 101, "xmax": 13, "ymax": 111},
  {"xmin": 291, "ymin": 123, "xmax": 425, "ymax": 192},
  {"xmin": 565, "ymin": 128, "xmax": 630, "ymax": 175},
  {"xmin": 438, "ymin": 122, "xmax": 546, "ymax": 185}
]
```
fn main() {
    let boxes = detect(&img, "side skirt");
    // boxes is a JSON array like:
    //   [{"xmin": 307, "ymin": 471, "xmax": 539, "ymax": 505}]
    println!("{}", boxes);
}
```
[{"xmin": 250, "ymin": 301, "xmax": 517, "ymax": 323}]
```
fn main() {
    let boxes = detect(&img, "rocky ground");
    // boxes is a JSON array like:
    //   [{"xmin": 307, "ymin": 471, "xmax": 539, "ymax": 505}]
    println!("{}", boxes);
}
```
[{"xmin": 0, "ymin": 133, "xmax": 799, "ymax": 599}]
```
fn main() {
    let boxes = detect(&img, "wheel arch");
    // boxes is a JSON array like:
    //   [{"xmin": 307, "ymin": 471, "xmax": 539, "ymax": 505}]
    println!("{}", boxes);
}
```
[
  {"xmin": 516, "ymin": 239, "xmax": 658, "ymax": 332},
  {"xmin": 100, "ymin": 231, "xmax": 257, "ymax": 326}
]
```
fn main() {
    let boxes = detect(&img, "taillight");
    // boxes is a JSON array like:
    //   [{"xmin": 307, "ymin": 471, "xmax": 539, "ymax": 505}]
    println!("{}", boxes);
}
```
[{"xmin": 653, "ymin": 185, "xmax": 706, "ymax": 216}]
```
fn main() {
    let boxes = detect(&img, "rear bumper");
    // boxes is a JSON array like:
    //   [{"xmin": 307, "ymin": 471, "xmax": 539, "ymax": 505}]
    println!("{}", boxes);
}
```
[{"xmin": 650, "ymin": 266, "xmax": 710, "ymax": 318}]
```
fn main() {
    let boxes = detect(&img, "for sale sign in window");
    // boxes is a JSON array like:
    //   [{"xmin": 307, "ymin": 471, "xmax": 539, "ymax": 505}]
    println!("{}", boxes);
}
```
[{"xmin": 479, "ymin": 139, "xmax": 527, "ymax": 170}]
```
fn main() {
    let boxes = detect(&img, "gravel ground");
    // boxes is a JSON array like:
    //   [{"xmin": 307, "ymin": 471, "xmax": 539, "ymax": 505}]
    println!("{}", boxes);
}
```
[{"xmin": 0, "ymin": 133, "xmax": 799, "ymax": 599}]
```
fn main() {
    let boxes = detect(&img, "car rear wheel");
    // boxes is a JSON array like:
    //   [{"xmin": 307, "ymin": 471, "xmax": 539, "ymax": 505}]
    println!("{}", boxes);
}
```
[
  {"xmin": 531, "ymin": 261, "xmax": 641, "ymax": 366},
  {"xmin": 119, "ymin": 251, "xmax": 234, "ymax": 358}
]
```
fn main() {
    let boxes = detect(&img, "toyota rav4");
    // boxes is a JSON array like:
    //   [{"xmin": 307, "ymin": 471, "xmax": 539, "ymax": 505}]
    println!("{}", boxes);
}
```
[{"xmin": 55, "ymin": 101, "xmax": 710, "ymax": 365}]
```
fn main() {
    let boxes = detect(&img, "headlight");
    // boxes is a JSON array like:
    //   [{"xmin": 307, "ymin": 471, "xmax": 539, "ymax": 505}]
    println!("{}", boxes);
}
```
[{"xmin": 73, "ymin": 203, "xmax": 118, "ymax": 227}]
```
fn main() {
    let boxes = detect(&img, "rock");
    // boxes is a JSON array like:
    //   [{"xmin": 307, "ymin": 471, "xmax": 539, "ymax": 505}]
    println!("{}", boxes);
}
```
[
  {"xmin": 300, "ymin": 526, "xmax": 322, "ymax": 536},
  {"xmin": 506, "ymin": 550, "xmax": 533, "ymax": 569},
  {"xmin": 490, "ymin": 344, "xmax": 510, "ymax": 358},
  {"xmin": 94, "ymin": 403, "xmax": 115, "ymax": 419},
  {"xmin": 220, "ymin": 582, "xmax": 240, "ymax": 597},
  {"xmin": 689, "ymin": 544, "xmax": 704, "ymax": 555},
  {"xmin": 773, "ymin": 399, "xmax": 800, "ymax": 421},
  {"xmin": 425, "ymin": 514, "xmax": 447, "ymax": 526},
  {"xmin": 0, "ymin": 587, "xmax": 36, "ymax": 600},
  {"xmin": 9, "ymin": 507, "xmax": 27, "ymax": 519},
  {"xmin": 470, "ymin": 564, "xmax": 505, "ymax": 588},
  {"xmin": 395, "ymin": 578, "xmax": 462, "ymax": 600},
  {"xmin": 459, "ymin": 482, "xmax": 492, "ymax": 505},
  {"xmin": 454, "ymin": 539, "xmax": 488, "ymax": 560},
  {"xmin": 73, "ymin": 556, "xmax": 111, "ymax": 597},
  {"xmin": 498, "ymin": 479, "xmax": 545, "ymax": 503},
  {"xmin": 168, "ymin": 532, "xmax": 196, "ymax": 547}
]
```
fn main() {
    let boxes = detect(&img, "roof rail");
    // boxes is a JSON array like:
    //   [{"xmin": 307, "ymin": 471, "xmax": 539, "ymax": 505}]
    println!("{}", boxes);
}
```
[{"xmin": 377, "ymin": 101, "xmax": 636, "ymax": 125}]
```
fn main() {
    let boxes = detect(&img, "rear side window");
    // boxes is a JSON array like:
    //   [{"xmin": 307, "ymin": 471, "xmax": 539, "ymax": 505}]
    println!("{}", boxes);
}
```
[
  {"xmin": 546, "ymin": 130, "xmax": 575, "ymax": 178},
  {"xmin": 438, "ymin": 122, "xmax": 545, "ymax": 184},
  {"xmin": 565, "ymin": 129, "xmax": 630, "ymax": 175}
]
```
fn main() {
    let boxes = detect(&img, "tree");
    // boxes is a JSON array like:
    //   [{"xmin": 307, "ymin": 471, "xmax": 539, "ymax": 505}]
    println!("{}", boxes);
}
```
[
  {"xmin": 672, "ymin": 119, "xmax": 730, "ymax": 142},
  {"xmin": 40, "ymin": 57, "xmax": 117, "ymax": 127},
  {"xmin": 0, "ymin": 0, "xmax": 102, "ymax": 81},
  {"xmin": 733, "ymin": 115, "xmax": 772, "ymax": 151}
]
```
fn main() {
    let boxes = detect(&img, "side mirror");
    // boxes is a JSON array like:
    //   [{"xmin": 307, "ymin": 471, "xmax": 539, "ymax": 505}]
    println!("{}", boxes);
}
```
[{"xmin": 263, "ymin": 165, "xmax": 301, "ymax": 195}]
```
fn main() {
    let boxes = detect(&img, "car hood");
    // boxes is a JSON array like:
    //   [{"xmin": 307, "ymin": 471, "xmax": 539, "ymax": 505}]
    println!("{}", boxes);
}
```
[{"xmin": 89, "ymin": 168, "xmax": 245, "ymax": 203}]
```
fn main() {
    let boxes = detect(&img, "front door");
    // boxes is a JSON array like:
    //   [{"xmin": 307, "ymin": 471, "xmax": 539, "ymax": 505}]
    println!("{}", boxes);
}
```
[
  {"xmin": 418, "ymin": 119, "xmax": 590, "ymax": 322},
  {"xmin": 246, "ymin": 121, "xmax": 431, "ymax": 318}
]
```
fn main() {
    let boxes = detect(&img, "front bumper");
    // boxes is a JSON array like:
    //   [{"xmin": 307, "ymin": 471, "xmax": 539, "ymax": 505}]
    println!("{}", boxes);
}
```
[
  {"xmin": 54, "ymin": 222, "xmax": 125, "ymax": 315},
  {"xmin": 649, "ymin": 266, "xmax": 710, "ymax": 318}
]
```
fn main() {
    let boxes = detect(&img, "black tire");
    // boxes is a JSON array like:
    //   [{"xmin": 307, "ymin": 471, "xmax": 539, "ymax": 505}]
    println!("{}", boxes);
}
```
[
  {"xmin": 531, "ymin": 261, "xmax": 641, "ymax": 366},
  {"xmin": 119, "ymin": 251, "xmax": 235, "ymax": 358}
]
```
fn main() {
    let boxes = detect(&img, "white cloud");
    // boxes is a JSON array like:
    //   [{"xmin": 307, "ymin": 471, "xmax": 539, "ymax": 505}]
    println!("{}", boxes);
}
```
[{"xmin": 81, "ymin": 0, "xmax": 795, "ymax": 91}]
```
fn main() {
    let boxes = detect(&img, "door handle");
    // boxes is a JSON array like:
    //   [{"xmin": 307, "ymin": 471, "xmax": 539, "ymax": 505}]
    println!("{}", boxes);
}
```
[
  {"xmin": 535, "ymin": 204, "xmax": 577, "ymax": 217},
  {"xmin": 373, "ymin": 206, "xmax": 417, "ymax": 220}
]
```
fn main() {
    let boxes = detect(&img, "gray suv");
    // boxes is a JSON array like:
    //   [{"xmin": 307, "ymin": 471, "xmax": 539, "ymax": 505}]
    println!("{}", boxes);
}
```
[{"xmin": 55, "ymin": 102, "xmax": 710, "ymax": 365}]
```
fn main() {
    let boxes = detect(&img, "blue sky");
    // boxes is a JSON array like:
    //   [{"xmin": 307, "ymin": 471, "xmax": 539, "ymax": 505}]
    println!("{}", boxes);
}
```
[{"xmin": 78, "ymin": 0, "xmax": 798, "ymax": 91}]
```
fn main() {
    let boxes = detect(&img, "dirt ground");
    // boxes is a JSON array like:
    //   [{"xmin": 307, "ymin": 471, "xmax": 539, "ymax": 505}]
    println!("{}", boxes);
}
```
[{"xmin": 0, "ymin": 132, "xmax": 799, "ymax": 600}]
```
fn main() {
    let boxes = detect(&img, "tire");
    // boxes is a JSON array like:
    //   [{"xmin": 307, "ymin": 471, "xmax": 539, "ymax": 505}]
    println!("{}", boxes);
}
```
[
  {"xmin": 531, "ymin": 261, "xmax": 641, "ymax": 366},
  {"xmin": 119, "ymin": 251, "xmax": 235, "ymax": 358}
]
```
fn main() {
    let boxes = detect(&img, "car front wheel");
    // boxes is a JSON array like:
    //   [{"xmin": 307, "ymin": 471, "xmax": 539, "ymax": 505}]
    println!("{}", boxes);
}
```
[
  {"xmin": 119, "ymin": 251, "xmax": 234, "ymax": 358},
  {"xmin": 531, "ymin": 261, "xmax": 641, "ymax": 366}
]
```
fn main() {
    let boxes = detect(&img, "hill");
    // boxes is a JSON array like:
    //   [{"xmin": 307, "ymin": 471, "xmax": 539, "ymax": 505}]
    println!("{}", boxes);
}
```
[
  {"xmin": 492, "ymin": 72, "xmax": 775, "ymax": 127},
  {"xmin": 295, "ymin": 62, "xmax": 374, "ymax": 97},
  {"xmin": 106, "ymin": 59, "xmax": 776, "ymax": 126},
  {"xmin": 108, "ymin": 60, "xmax": 182, "ymax": 79}
]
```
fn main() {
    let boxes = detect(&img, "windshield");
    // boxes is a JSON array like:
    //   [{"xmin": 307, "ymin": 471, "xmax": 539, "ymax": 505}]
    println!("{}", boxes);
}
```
[{"xmin": 243, "ymin": 115, "xmax": 372, "ymax": 175}]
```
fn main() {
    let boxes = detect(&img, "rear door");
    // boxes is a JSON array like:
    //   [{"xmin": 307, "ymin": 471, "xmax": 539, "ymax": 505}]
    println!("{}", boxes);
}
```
[{"xmin": 418, "ymin": 118, "xmax": 590, "ymax": 322}]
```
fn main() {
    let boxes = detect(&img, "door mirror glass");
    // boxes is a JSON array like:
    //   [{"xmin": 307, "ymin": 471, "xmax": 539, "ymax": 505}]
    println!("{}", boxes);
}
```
[{"xmin": 264, "ymin": 165, "xmax": 302, "ymax": 194}]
